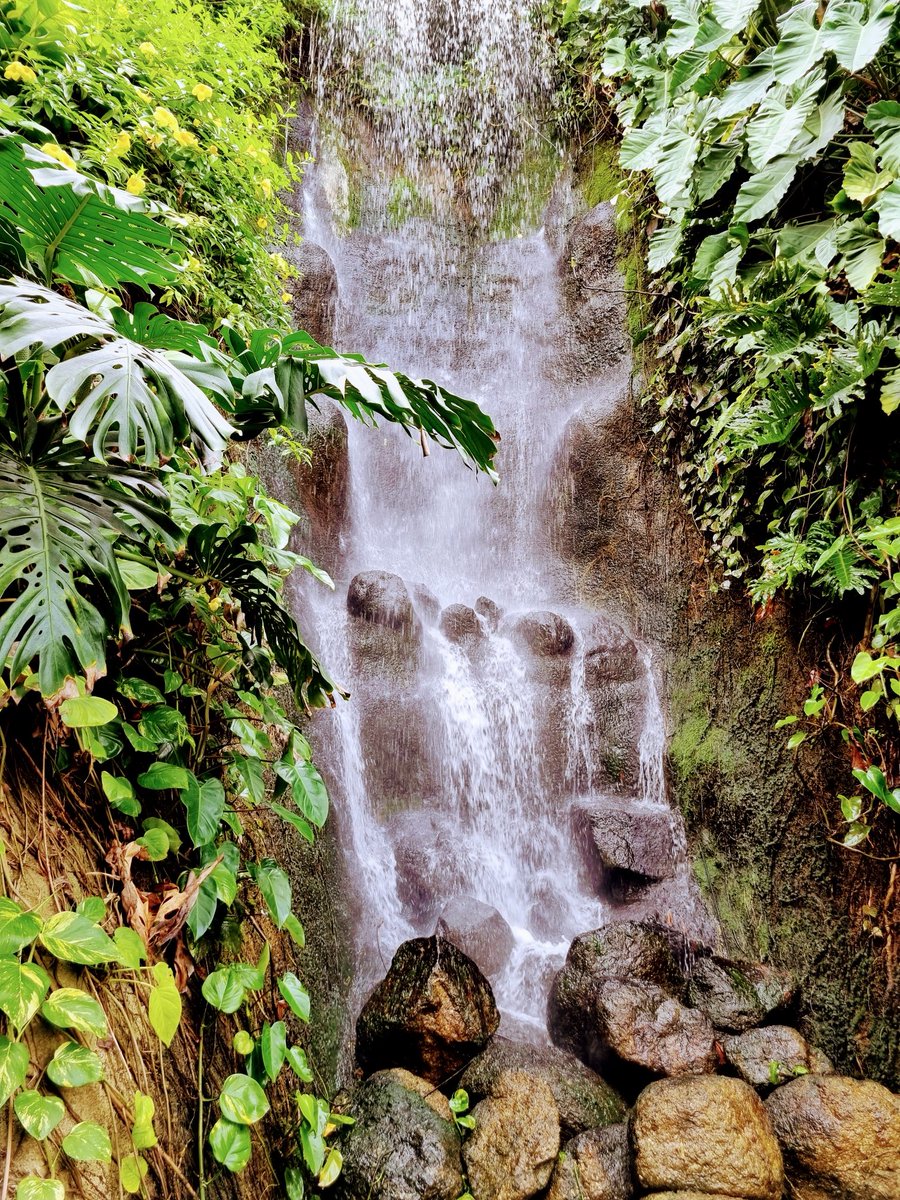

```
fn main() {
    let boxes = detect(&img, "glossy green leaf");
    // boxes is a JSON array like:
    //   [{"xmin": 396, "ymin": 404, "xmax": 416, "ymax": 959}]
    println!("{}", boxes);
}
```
[
  {"xmin": 142, "ymin": 817, "xmax": 182, "ymax": 853},
  {"xmin": 318, "ymin": 1147, "xmax": 342, "ymax": 1188},
  {"xmin": 131, "ymin": 1091, "xmax": 158, "ymax": 1150},
  {"xmin": 40, "ymin": 911, "xmax": 118, "ymax": 965},
  {"xmin": 260, "ymin": 1021, "xmax": 286, "ymax": 1081},
  {"xmin": 0, "ymin": 899, "xmax": 41, "ymax": 956},
  {"xmin": 183, "ymin": 776, "xmax": 225, "ymax": 847},
  {"xmin": 219, "ymin": 1073, "xmax": 270, "ymax": 1125},
  {"xmin": 209, "ymin": 1117, "xmax": 252, "ymax": 1172},
  {"xmin": 113, "ymin": 926, "xmax": 146, "ymax": 969},
  {"xmin": 148, "ymin": 962, "xmax": 181, "ymax": 1047},
  {"xmin": 40, "ymin": 988, "xmax": 108, "ymax": 1038},
  {"xmin": 277, "ymin": 972, "xmax": 310, "ymax": 1023},
  {"xmin": 202, "ymin": 967, "xmax": 246, "ymax": 1014},
  {"xmin": 14, "ymin": 1090, "xmax": 65, "ymax": 1140},
  {"xmin": 0, "ymin": 1035, "xmax": 29, "ymax": 1104},
  {"xmin": 286, "ymin": 1044, "xmax": 313, "ymax": 1083},
  {"xmin": 233, "ymin": 1030, "xmax": 254, "ymax": 1056},
  {"xmin": 58, "ymin": 695, "xmax": 118, "ymax": 728},
  {"xmin": 100, "ymin": 771, "xmax": 139, "ymax": 816},
  {"xmin": 46, "ymin": 1042, "xmax": 103, "ymax": 1088},
  {"xmin": 75, "ymin": 898, "xmax": 106, "ymax": 923},
  {"xmin": 14, "ymin": 1178, "xmax": 64, "ymax": 1200},
  {"xmin": 0, "ymin": 961, "xmax": 50, "ymax": 1030},
  {"xmin": 137, "ymin": 761, "xmax": 191, "ymax": 791},
  {"xmin": 251, "ymin": 859, "xmax": 292, "ymax": 928},
  {"xmin": 135, "ymin": 828, "xmax": 170, "ymax": 861},
  {"xmin": 62, "ymin": 1121, "xmax": 112, "ymax": 1163},
  {"xmin": 119, "ymin": 1154, "xmax": 148, "ymax": 1194}
]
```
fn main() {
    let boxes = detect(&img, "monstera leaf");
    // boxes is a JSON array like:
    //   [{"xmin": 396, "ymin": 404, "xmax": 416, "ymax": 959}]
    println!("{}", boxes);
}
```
[
  {"xmin": 0, "ymin": 281, "xmax": 235, "ymax": 463},
  {"xmin": 0, "ymin": 135, "xmax": 184, "ymax": 289},
  {"xmin": 0, "ymin": 442, "xmax": 176, "ymax": 695}
]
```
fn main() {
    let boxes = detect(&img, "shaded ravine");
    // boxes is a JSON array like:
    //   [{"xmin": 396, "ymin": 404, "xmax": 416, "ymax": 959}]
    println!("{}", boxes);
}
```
[{"xmin": 288, "ymin": 0, "xmax": 716, "ymax": 1039}]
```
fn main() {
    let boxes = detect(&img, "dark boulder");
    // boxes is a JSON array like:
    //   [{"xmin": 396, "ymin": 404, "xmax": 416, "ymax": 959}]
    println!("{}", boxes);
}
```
[
  {"xmin": 411, "ymin": 583, "xmax": 441, "ymax": 622},
  {"xmin": 286, "ymin": 239, "xmax": 338, "ymax": 344},
  {"xmin": 436, "ymin": 896, "xmax": 514, "ymax": 978},
  {"xmin": 335, "ymin": 1069, "xmax": 463, "ymax": 1200},
  {"xmin": 584, "ymin": 619, "xmax": 641, "ymax": 685},
  {"xmin": 686, "ymin": 955, "xmax": 795, "ymax": 1033},
  {"xmin": 347, "ymin": 570, "xmax": 418, "ymax": 634},
  {"xmin": 509, "ymin": 610, "xmax": 575, "ymax": 656},
  {"xmin": 723, "ymin": 1026, "xmax": 831, "ymax": 1090},
  {"xmin": 439, "ymin": 604, "xmax": 484, "ymax": 646},
  {"xmin": 460, "ymin": 1035, "xmax": 626, "ymax": 1140},
  {"xmin": 593, "ymin": 979, "xmax": 717, "ymax": 1079},
  {"xmin": 356, "ymin": 936, "xmax": 499, "ymax": 1083},
  {"xmin": 583, "ymin": 800, "xmax": 676, "ymax": 882},
  {"xmin": 474, "ymin": 595, "xmax": 503, "ymax": 630},
  {"xmin": 546, "ymin": 1123, "xmax": 634, "ymax": 1200}
]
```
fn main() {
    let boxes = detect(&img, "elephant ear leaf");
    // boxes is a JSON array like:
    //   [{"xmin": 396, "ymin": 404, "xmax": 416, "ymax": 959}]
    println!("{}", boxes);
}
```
[
  {"xmin": 0, "ymin": 445, "xmax": 176, "ymax": 697},
  {"xmin": 0, "ymin": 134, "xmax": 184, "ymax": 290}
]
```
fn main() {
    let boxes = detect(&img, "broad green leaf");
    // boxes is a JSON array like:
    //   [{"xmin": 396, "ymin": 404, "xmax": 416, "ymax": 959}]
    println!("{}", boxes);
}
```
[
  {"xmin": 844, "ymin": 821, "xmax": 872, "ymax": 846},
  {"xmin": 841, "ymin": 794, "xmax": 863, "ymax": 821},
  {"xmin": 118, "ymin": 559, "xmax": 159, "ymax": 591},
  {"xmin": 851, "ymin": 650, "xmax": 885, "ymax": 682},
  {"xmin": 113, "ymin": 926, "xmax": 146, "ymax": 969},
  {"xmin": 285, "ymin": 1166, "xmax": 305, "ymax": 1200},
  {"xmin": 119, "ymin": 1154, "xmax": 148, "ymax": 1194},
  {"xmin": 873, "ymin": 180, "xmax": 900, "ymax": 242},
  {"xmin": 733, "ymin": 155, "xmax": 801, "ymax": 224},
  {"xmin": 40, "ymin": 911, "xmax": 118, "ymax": 965},
  {"xmin": 183, "ymin": 776, "xmax": 225, "ymax": 847},
  {"xmin": 142, "ymin": 818, "xmax": 182, "ymax": 853},
  {"xmin": 117, "ymin": 677, "xmax": 165, "ymax": 705},
  {"xmin": 275, "ymin": 737, "xmax": 329, "ymax": 827},
  {"xmin": 0, "ymin": 899, "xmax": 41, "ymax": 956},
  {"xmin": 260, "ymin": 1021, "xmax": 287, "ymax": 1081},
  {"xmin": 0, "ymin": 961, "xmax": 49, "ymax": 1030},
  {"xmin": 137, "ymin": 762, "xmax": 191, "ymax": 791},
  {"xmin": 186, "ymin": 876, "xmax": 218, "ymax": 941},
  {"xmin": 202, "ymin": 967, "xmax": 246, "ymax": 1014},
  {"xmin": 879, "ymin": 366, "xmax": 900, "ymax": 414},
  {"xmin": 138, "ymin": 705, "xmax": 192, "ymax": 747},
  {"xmin": 270, "ymin": 803, "xmax": 315, "ymax": 844},
  {"xmin": 58, "ymin": 695, "xmax": 118, "ymax": 728},
  {"xmin": 861, "ymin": 687, "xmax": 882, "ymax": 710},
  {"xmin": 40, "ymin": 988, "xmax": 107, "ymax": 1038},
  {"xmin": 277, "ymin": 972, "xmax": 310, "ymax": 1023},
  {"xmin": 219, "ymin": 1074, "xmax": 270, "ymax": 1125},
  {"xmin": 14, "ymin": 1179, "xmax": 64, "ymax": 1200},
  {"xmin": 712, "ymin": 0, "xmax": 758, "ymax": 33},
  {"xmin": 746, "ymin": 79, "xmax": 823, "ymax": 171},
  {"xmin": 209, "ymin": 1117, "xmax": 252, "ymax": 1172},
  {"xmin": 718, "ymin": 51, "xmax": 777, "ymax": 118},
  {"xmin": 286, "ymin": 1045, "xmax": 313, "ymax": 1083},
  {"xmin": 319, "ymin": 1147, "xmax": 343, "ymax": 1188},
  {"xmin": 0, "ymin": 1036, "xmax": 30, "ymax": 1104},
  {"xmin": 771, "ymin": 6, "xmax": 825, "ymax": 86},
  {"xmin": 821, "ymin": 0, "xmax": 897, "ymax": 72},
  {"xmin": 853, "ymin": 764, "xmax": 893, "ymax": 803},
  {"xmin": 836, "ymin": 218, "xmax": 885, "ymax": 290},
  {"xmin": 148, "ymin": 962, "xmax": 181, "ymax": 1047},
  {"xmin": 46, "ymin": 1042, "xmax": 103, "ymax": 1088},
  {"xmin": 62, "ymin": 1121, "xmax": 112, "ymax": 1163},
  {"xmin": 867, "ymin": 101, "xmax": 900, "ymax": 173},
  {"xmin": 135, "ymin": 828, "xmax": 169, "ymax": 862},
  {"xmin": 648, "ymin": 218, "xmax": 685, "ymax": 274},
  {"xmin": 843, "ymin": 141, "xmax": 891, "ymax": 203},
  {"xmin": 14, "ymin": 1090, "xmax": 65, "ymax": 1140},
  {"xmin": 251, "ymin": 859, "xmax": 292, "ymax": 929},
  {"xmin": 233, "ymin": 1030, "xmax": 254, "ymax": 1056},
  {"xmin": 131, "ymin": 1091, "xmax": 157, "ymax": 1150},
  {"xmin": 284, "ymin": 914, "xmax": 306, "ymax": 948},
  {"xmin": 75, "ymin": 898, "xmax": 105, "ymax": 923}
]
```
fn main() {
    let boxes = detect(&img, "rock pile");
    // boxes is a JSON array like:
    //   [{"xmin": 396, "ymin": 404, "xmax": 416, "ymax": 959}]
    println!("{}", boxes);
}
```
[{"xmin": 333, "ymin": 927, "xmax": 900, "ymax": 1200}]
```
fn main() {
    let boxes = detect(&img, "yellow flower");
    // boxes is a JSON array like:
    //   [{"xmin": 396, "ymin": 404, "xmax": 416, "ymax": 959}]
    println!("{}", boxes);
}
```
[
  {"xmin": 187, "ymin": 256, "xmax": 201, "ymax": 271},
  {"xmin": 208, "ymin": 144, "xmax": 219, "ymax": 156},
  {"xmin": 4, "ymin": 62, "xmax": 37, "ymax": 84},
  {"xmin": 208, "ymin": 596, "xmax": 222, "ymax": 612},
  {"xmin": 40, "ymin": 143, "xmax": 77, "ymax": 170},
  {"xmin": 259, "ymin": 178, "xmax": 272, "ymax": 199},
  {"xmin": 173, "ymin": 128, "xmax": 199, "ymax": 149},
  {"xmin": 125, "ymin": 172, "xmax": 146, "ymax": 196},
  {"xmin": 135, "ymin": 88, "xmax": 152, "ymax": 102},
  {"xmin": 256, "ymin": 216, "xmax": 268, "ymax": 230},
  {"xmin": 281, "ymin": 291, "xmax": 292, "ymax": 304},
  {"xmin": 246, "ymin": 146, "xmax": 257, "ymax": 159},
  {"xmin": 152, "ymin": 106, "xmax": 178, "ymax": 131},
  {"xmin": 138, "ymin": 41, "xmax": 158, "ymax": 56},
  {"xmin": 112, "ymin": 131, "xmax": 131, "ymax": 155},
  {"xmin": 191, "ymin": 83, "xmax": 212, "ymax": 102}
]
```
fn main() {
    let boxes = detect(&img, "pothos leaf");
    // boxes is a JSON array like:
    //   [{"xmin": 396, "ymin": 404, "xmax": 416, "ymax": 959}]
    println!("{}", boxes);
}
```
[{"xmin": 148, "ymin": 962, "xmax": 181, "ymax": 1047}]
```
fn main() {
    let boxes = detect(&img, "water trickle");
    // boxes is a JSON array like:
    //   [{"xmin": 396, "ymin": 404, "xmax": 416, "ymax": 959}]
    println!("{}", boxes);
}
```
[{"xmin": 294, "ymin": 0, "xmax": 715, "ymax": 1035}]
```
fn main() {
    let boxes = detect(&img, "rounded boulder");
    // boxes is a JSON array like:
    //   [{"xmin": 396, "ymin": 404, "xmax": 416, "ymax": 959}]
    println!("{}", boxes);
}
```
[
  {"xmin": 546, "ymin": 1123, "xmax": 634, "ymax": 1200},
  {"xmin": 463, "ymin": 1069, "xmax": 561, "ymax": 1200}
]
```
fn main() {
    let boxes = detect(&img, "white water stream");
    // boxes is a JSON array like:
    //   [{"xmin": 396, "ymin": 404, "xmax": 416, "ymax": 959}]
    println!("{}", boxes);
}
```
[{"xmin": 292, "ymin": 0, "xmax": 709, "ymax": 1036}]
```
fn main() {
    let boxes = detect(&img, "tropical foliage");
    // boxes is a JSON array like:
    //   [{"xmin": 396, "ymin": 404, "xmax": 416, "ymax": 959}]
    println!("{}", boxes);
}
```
[
  {"xmin": 0, "ymin": 0, "xmax": 497, "ymax": 1194},
  {"xmin": 555, "ymin": 0, "xmax": 900, "ymax": 848}
]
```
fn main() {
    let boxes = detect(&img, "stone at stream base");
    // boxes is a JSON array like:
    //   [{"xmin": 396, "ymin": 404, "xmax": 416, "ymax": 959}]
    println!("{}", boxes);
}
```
[
  {"xmin": 723, "ymin": 1026, "xmax": 833, "ymax": 1090},
  {"xmin": 475, "ymin": 595, "xmax": 502, "ymax": 629},
  {"xmin": 356, "ymin": 936, "xmax": 499, "ymax": 1084},
  {"xmin": 334, "ymin": 1069, "xmax": 463, "ymax": 1200},
  {"xmin": 291, "ymin": 399, "xmax": 348, "ymax": 551},
  {"xmin": 585, "ymin": 801, "xmax": 676, "ymax": 881},
  {"xmin": 594, "ymin": 979, "xmax": 718, "ymax": 1079},
  {"xmin": 509, "ymin": 610, "xmax": 576, "ymax": 656},
  {"xmin": 462, "ymin": 1069, "xmax": 561, "ymax": 1200},
  {"xmin": 439, "ymin": 603, "xmax": 485, "ymax": 646},
  {"xmin": 546, "ymin": 1123, "xmax": 634, "ymax": 1200},
  {"xmin": 686, "ymin": 955, "xmax": 796, "ymax": 1033},
  {"xmin": 460, "ymin": 1035, "xmax": 626, "ymax": 1140},
  {"xmin": 436, "ymin": 896, "xmax": 514, "ymax": 979},
  {"xmin": 633, "ymin": 1075, "xmax": 784, "ymax": 1200},
  {"xmin": 765, "ymin": 1074, "xmax": 900, "ymax": 1200},
  {"xmin": 347, "ymin": 570, "xmax": 419, "ymax": 634},
  {"xmin": 285, "ymin": 239, "xmax": 337, "ymax": 344}
]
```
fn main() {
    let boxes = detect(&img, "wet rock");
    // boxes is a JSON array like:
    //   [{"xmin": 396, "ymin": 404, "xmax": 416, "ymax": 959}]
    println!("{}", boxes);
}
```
[
  {"xmin": 375, "ymin": 1068, "xmax": 453, "ymax": 1119},
  {"xmin": 336, "ymin": 1069, "xmax": 463, "ymax": 1200},
  {"xmin": 723, "ymin": 1026, "xmax": 831, "ymax": 1090},
  {"xmin": 292, "ymin": 399, "xmax": 349, "ymax": 552},
  {"xmin": 509, "ymin": 610, "xmax": 575, "ymax": 656},
  {"xmin": 642, "ymin": 1194, "xmax": 747, "ymax": 1199},
  {"xmin": 462, "ymin": 1069, "xmax": 560, "ymax": 1200},
  {"xmin": 529, "ymin": 880, "xmax": 577, "ymax": 941},
  {"xmin": 439, "ymin": 603, "xmax": 484, "ymax": 646},
  {"xmin": 347, "ymin": 570, "xmax": 418, "ymax": 634},
  {"xmin": 460, "ymin": 1035, "xmax": 626, "ymax": 1139},
  {"xmin": 436, "ymin": 896, "xmax": 514, "ymax": 978},
  {"xmin": 686, "ymin": 956, "xmax": 765, "ymax": 1032},
  {"xmin": 546, "ymin": 1123, "xmax": 634, "ymax": 1200},
  {"xmin": 584, "ymin": 620, "xmax": 641, "ymax": 685},
  {"xmin": 285, "ymin": 239, "xmax": 337, "ymax": 344},
  {"xmin": 766, "ymin": 1074, "xmax": 900, "ymax": 1199},
  {"xmin": 594, "ymin": 979, "xmax": 717, "ymax": 1078},
  {"xmin": 633, "ymin": 1075, "xmax": 784, "ymax": 1200},
  {"xmin": 412, "ymin": 583, "xmax": 441, "ymax": 622},
  {"xmin": 475, "ymin": 595, "xmax": 502, "ymax": 629},
  {"xmin": 585, "ymin": 801, "xmax": 676, "ymax": 881},
  {"xmin": 392, "ymin": 813, "xmax": 464, "ymax": 921},
  {"xmin": 356, "ymin": 936, "xmax": 499, "ymax": 1083},
  {"xmin": 548, "ymin": 921, "xmax": 688, "ymax": 1062}
]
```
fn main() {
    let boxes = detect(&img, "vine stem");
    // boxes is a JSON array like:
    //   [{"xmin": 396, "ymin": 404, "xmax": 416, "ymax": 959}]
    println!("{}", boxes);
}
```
[
  {"xmin": 1, "ymin": 1096, "xmax": 13, "ymax": 1200},
  {"xmin": 198, "ymin": 1021, "xmax": 206, "ymax": 1200}
]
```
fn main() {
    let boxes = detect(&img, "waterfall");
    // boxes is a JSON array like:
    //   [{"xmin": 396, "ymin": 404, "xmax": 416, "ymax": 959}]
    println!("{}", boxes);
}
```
[{"xmin": 293, "ymin": 0, "xmax": 715, "ymax": 1034}]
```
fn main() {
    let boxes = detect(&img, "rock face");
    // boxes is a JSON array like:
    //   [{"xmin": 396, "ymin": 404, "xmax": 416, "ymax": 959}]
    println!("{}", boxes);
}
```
[
  {"xmin": 686, "ymin": 956, "xmax": 766, "ymax": 1033},
  {"xmin": 594, "ymin": 979, "xmax": 717, "ymax": 1078},
  {"xmin": 766, "ymin": 1074, "xmax": 900, "ymax": 1199},
  {"xmin": 286, "ymin": 239, "xmax": 337, "ymax": 343},
  {"xmin": 460, "ymin": 1035, "xmax": 626, "ymax": 1139},
  {"xmin": 292, "ymin": 399, "xmax": 349, "ymax": 554},
  {"xmin": 546, "ymin": 1123, "xmax": 634, "ymax": 1200},
  {"xmin": 462, "ymin": 1070, "xmax": 560, "ymax": 1200},
  {"xmin": 347, "ymin": 570, "xmax": 419, "ymax": 634},
  {"xmin": 356, "ymin": 936, "xmax": 499, "ymax": 1083},
  {"xmin": 633, "ymin": 1075, "xmax": 784, "ymax": 1200},
  {"xmin": 436, "ymin": 896, "xmax": 514, "ymax": 978},
  {"xmin": 548, "ymin": 922, "xmax": 687, "ymax": 1062},
  {"xmin": 335, "ymin": 1070, "xmax": 463, "ymax": 1200},
  {"xmin": 439, "ymin": 603, "xmax": 484, "ymax": 646},
  {"xmin": 509, "ymin": 610, "xmax": 575, "ymax": 656},
  {"xmin": 585, "ymin": 801, "xmax": 676, "ymax": 881},
  {"xmin": 724, "ymin": 1026, "xmax": 830, "ymax": 1089},
  {"xmin": 475, "ymin": 595, "xmax": 502, "ymax": 629}
]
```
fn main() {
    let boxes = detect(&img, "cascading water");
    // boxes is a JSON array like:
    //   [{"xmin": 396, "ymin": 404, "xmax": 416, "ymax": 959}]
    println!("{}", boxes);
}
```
[{"xmin": 292, "ymin": 0, "xmax": 715, "ymax": 1037}]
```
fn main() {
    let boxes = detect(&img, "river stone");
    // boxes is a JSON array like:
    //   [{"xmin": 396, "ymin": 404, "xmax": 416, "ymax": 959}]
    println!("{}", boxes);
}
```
[
  {"xmin": 594, "ymin": 979, "xmax": 717, "ymax": 1078},
  {"xmin": 439, "ymin": 603, "xmax": 484, "ymax": 646},
  {"xmin": 510, "ymin": 610, "xmax": 575, "ymax": 655},
  {"xmin": 462, "ymin": 1069, "xmax": 560, "ymax": 1200},
  {"xmin": 765, "ymin": 1074, "xmax": 900, "ymax": 1199},
  {"xmin": 546, "ymin": 1123, "xmax": 634, "ymax": 1200},
  {"xmin": 347, "ymin": 570, "xmax": 418, "ymax": 634},
  {"xmin": 686, "ymin": 956, "xmax": 765, "ymax": 1032},
  {"xmin": 412, "ymin": 582, "xmax": 441, "ymax": 622},
  {"xmin": 292, "ymin": 399, "xmax": 349, "ymax": 551},
  {"xmin": 460, "ymin": 1035, "xmax": 626, "ymax": 1139},
  {"xmin": 436, "ymin": 895, "xmax": 515, "ymax": 978},
  {"xmin": 548, "ymin": 921, "xmax": 688, "ymax": 1061},
  {"xmin": 642, "ymin": 1194, "xmax": 747, "ymax": 1199},
  {"xmin": 633, "ymin": 1075, "xmax": 784, "ymax": 1200},
  {"xmin": 286, "ymin": 239, "xmax": 337, "ymax": 343},
  {"xmin": 356, "ymin": 936, "xmax": 499, "ymax": 1083},
  {"xmin": 376, "ymin": 1068, "xmax": 453, "ymax": 1119},
  {"xmin": 586, "ymin": 801, "xmax": 676, "ymax": 881},
  {"xmin": 723, "ymin": 1026, "xmax": 829, "ymax": 1089},
  {"xmin": 475, "ymin": 595, "xmax": 502, "ymax": 629},
  {"xmin": 335, "ymin": 1069, "xmax": 463, "ymax": 1200}
]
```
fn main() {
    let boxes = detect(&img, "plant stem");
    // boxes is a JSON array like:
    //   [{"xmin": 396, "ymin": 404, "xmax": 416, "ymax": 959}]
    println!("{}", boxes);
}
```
[
  {"xmin": 1, "ymin": 1096, "xmax": 13, "ymax": 1200},
  {"xmin": 197, "ymin": 1021, "xmax": 206, "ymax": 1200}
]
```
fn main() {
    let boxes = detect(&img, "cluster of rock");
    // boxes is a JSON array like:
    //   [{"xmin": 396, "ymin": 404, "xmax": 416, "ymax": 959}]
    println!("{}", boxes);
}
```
[{"xmin": 332, "ymin": 930, "xmax": 900, "ymax": 1200}]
